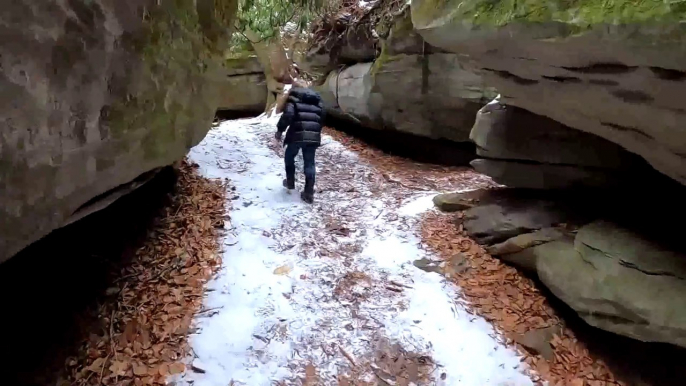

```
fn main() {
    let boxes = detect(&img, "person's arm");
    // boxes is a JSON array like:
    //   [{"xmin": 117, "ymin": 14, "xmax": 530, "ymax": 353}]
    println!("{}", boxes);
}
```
[
  {"xmin": 275, "ymin": 99, "xmax": 295, "ymax": 139},
  {"xmin": 318, "ymin": 100, "xmax": 327, "ymax": 126}
]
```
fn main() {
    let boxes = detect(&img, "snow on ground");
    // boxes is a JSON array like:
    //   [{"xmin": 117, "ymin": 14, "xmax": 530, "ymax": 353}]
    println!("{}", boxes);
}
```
[{"xmin": 180, "ymin": 116, "xmax": 533, "ymax": 385}]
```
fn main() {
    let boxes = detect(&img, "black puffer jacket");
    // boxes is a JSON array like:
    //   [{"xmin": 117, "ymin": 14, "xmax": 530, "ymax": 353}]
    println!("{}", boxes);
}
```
[{"xmin": 276, "ymin": 88, "xmax": 326, "ymax": 146}]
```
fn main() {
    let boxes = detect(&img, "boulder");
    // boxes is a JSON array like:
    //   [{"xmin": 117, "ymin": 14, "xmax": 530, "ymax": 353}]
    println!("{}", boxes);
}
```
[
  {"xmin": 217, "ymin": 54, "xmax": 267, "ymax": 113},
  {"xmin": 303, "ymin": 20, "xmax": 378, "ymax": 75},
  {"xmin": 486, "ymin": 227, "xmax": 570, "ymax": 272},
  {"xmin": 470, "ymin": 158, "xmax": 623, "ymax": 190},
  {"xmin": 432, "ymin": 190, "xmax": 483, "ymax": 212},
  {"xmin": 471, "ymin": 99, "xmax": 641, "ymax": 168},
  {"xmin": 313, "ymin": 6, "xmax": 496, "ymax": 143},
  {"xmin": 411, "ymin": 0, "xmax": 686, "ymax": 186},
  {"xmin": 0, "ymin": 0, "xmax": 237, "ymax": 263},
  {"xmin": 536, "ymin": 221, "xmax": 686, "ymax": 348},
  {"xmin": 314, "ymin": 63, "xmax": 377, "ymax": 127},
  {"xmin": 469, "ymin": 98, "xmax": 649, "ymax": 189},
  {"xmin": 463, "ymin": 190, "xmax": 686, "ymax": 347},
  {"xmin": 459, "ymin": 189, "xmax": 590, "ymax": 245}
]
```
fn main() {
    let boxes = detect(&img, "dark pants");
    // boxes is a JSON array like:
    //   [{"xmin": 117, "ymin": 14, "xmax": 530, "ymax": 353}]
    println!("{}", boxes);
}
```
[{"xmin": 284, "ymin": 143, "xmax": 317, "ymax": 183}]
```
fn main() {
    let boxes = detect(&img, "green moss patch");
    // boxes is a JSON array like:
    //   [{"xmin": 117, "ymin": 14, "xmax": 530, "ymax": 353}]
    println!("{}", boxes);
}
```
[
  {"xmin": 414, "ymin": 0, "xmax": 686, "ymax": 28},
  {"xmin": 105, "ymin": 0, "xmax": 237, "ymax": 160}
]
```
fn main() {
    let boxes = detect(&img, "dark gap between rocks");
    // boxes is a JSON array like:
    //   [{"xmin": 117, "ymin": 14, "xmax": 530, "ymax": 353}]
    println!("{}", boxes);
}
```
[
  {"xmin": 649, "ymin": 66, "xmax": 686, "ymax": 81},
  {"xmin": 533, "ymin": 274, "xmax": 686, "ymax": 386},
  {"xmin": 215, "ymin": 108, "xmax": 263, "ymax": 121},
  {"xmin": 560, "ymin": 62, "xmax": 638, "ymax": 74},
  {"xmin": 464, "ymin": 173, "xmax": 686, "ymax": 385},
  {"xmin": 325, "ymin": 114, "xmax": 477, "ymax": 166},
  {"xmin": 0, "ymin": 167, "xmax": 178, "ymax": 386}
]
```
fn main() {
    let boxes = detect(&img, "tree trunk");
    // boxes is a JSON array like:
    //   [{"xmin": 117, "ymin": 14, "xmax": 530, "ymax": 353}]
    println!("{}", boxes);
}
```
[{"xmin": 243, "ymin": 28, "xmax": 293, "ymax": 114}]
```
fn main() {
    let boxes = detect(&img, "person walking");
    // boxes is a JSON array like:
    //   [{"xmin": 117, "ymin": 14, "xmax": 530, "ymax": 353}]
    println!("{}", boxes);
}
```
[{"xmin": 275, "ymin": 85, "xmax": 326, "ymax": 204}]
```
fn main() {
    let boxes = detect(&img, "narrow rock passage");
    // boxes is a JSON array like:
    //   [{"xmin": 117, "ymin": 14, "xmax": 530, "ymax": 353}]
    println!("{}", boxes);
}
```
[{"xmin": 182, "ymin": 116, "xmax": 532, "ymax": 386}]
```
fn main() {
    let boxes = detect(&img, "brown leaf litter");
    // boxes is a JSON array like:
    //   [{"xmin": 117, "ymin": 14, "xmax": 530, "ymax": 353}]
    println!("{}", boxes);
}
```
[
  {"xmin": 327, "ymin": 126, "xmax": 624, "ymax": 385},
  {"xmin": 62, "ymin": 160, "xmax": 228, "ymax": 385},
  {"xmin": 323, "ymin": 127, "xmax": 495, "ymax": 202},
  {"xmin": 295, "ymin": 336, "xmax": 437, "ymax": 386}
]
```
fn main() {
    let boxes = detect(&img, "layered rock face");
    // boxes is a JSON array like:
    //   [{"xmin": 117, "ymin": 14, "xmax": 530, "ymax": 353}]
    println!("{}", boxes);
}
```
[
  {"xmin": 218, "ymin": 54, "xmax": 267, "ymax": 114},
  {"xmin": 0, "ymin": 0, "xmax": 237, "ymax": 262},
  {"xmin": 447, "ymin": 189, "xmax": 686, "ymax": 348},
  {"xmin": 309, "ymin": 7, "xmax": 496, "ymax": 143},
  {"xmin": 413, "ymin": 0, "xmax": 686, "ymax": 348},
  {"xmin": 411, "ymin": 0, "xmax": 686, "ymax": 185},
  {"xmin": 470, "ymin": 98, "xmax": 647, "ymax": 189}
]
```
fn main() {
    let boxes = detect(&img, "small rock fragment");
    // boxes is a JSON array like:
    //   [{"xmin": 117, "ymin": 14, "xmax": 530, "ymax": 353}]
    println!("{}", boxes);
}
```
[
  {"xmin": 432, "ymin": 190, "xmax": 484, "ymax": 212},
  {"xmin": 413, "ymin": 258, "xmax": 441, "ymax": 274},
  {"xmin": 191, "ymin": 359, "xmax": 207, "ymax": 374},
  {"xmin": 443, "ymin": 253, "xmax": 470, "ymax": 276},
  {"xmin": 512, "ymin": 325, "xmax": 562, "ymax": 360}
]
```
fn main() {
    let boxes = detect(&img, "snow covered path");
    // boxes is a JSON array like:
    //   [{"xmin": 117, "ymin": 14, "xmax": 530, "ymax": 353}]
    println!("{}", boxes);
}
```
[{"xmin": 181, "ymin": 116, "xmax": 533, "ymax": 385}]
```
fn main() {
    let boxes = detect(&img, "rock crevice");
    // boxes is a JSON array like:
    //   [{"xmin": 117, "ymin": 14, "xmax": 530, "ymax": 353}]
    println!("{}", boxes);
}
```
[{"xmin": 444, "ymin": 189, "xmax": 686, "ymax": 348}]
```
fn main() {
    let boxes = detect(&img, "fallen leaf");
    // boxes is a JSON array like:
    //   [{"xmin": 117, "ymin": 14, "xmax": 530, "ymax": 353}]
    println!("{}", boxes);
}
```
[
  {"xmin": 87, "ymin": 357, "xmax": 106, "ymax": 373},
  {"xmin": 157, "ymin": 363, "xmax": 169, "ymax": 376},
  {"xmin": 169, "ymin": 362, "xmax": 186, "ymax": 375},
  {"xmin": 304, "ymin": 363, "xmax": 317, "ymax": 385},
  {"xmin": 133, "ymin": 363, "xmax": 148, "ymax": 376},
  {"xmin": 273, "ymin": 264, "xmax": 292, "ymax": 276},
  {"xmin": 109, "ymin": 360, "xmax": 130, "ymax": 376}
]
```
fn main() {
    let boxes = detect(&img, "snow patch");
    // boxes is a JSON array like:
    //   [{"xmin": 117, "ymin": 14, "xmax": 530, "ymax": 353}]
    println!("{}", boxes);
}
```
[
  {"xmin": 180, "ymin": 118, "xmax": 533, "ymax": 386},
  {"xmin": 398, "ymin": 194, "xmax": 437, "ymax": 217}
]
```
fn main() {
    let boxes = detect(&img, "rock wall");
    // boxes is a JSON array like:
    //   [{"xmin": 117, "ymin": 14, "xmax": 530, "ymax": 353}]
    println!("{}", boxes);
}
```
[
  {"xmin": 411, "ymin": 0, "xmax": 686, "ymax": 186},
  {"xmin": 0, "ymin": 0, "xmax": 238, "ymax": 262},
  {"xmin": 470, "ymin": 98, "xmax": 648, "ymax": 189},
  {"xmin": 307, "ymin": 6, "xmax": 496, "ymax": 143},
  {"xmin": 218, "ymin": 54, "xmax": 268, "ymax": 114},
  {"xmin": 439, "ymin": 189, "xmax": 686, "ymax": 348},
  {"xmin": 413, "ymin": 0, "xmax": 686, "ymax": 348}
]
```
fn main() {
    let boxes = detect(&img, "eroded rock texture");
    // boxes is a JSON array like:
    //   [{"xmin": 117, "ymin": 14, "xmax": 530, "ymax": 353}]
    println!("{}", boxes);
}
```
[
  {"xmin": 310, "ymin": 6, "xmax": 496, "ymax": 143},
  {"xmin": 412, "ymin": 0, "xmax": 686, "ymax": 185},
  {"xmin": 450, "ymin": 189, "xmax": 686, "ymax": 348},
  {"xmin": 218, "ymin": 54, "xmax": 267, "ymax": 114},
  {"xmin": 0, "ymin": 0, "xmax": 237, "ymax": 262}
]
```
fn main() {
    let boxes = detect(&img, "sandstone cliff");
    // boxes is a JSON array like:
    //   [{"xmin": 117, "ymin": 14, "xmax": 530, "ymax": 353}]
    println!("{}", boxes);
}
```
[{"xmin": 0, "ymin": 0, "xmax": 238, "ymax": 262}]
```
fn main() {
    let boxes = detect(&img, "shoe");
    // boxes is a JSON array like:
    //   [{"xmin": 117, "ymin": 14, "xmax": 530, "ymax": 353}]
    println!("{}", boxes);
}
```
[
  {"xmin": 301, "ymin": 190, "xmax": 314, "ymax": 203},
  {"xmin": 283, "ymin": 178, "xmax": 295, "ymax": 190},
  {"xmin": 300, "ymin": 191, "xmax": 314, "ymax": 204},
  {"xmin": 301, "ymin": 177, "xmax": 314, "ymax": 204}
]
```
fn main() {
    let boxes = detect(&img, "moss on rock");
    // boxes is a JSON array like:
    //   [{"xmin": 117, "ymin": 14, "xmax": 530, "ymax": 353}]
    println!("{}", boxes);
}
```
[
  {"xmin": 413, "ymin": 0, "xmax": 686, "ymax": 29},
  {"xmin": 0, "ymin": 0, "xmax": 239, "ymax": 262},
  {"xmin": 106, "ymin": 0, "xmax": 237, "ymax": 151}
]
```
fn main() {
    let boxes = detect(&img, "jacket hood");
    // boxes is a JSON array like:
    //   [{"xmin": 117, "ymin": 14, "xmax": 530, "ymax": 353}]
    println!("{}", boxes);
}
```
[{"xmin": 289, "ymin": 87, "xmax": 321, "ymax": 105}]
